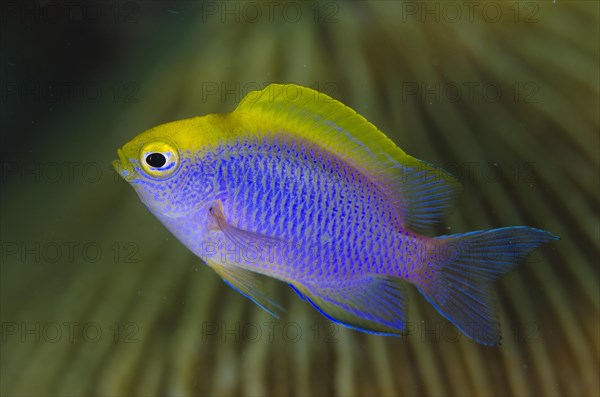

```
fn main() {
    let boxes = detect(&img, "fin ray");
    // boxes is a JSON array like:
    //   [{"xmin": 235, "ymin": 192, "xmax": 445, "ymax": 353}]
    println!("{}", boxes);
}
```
[
  {"xmin": 291, "ymin": 275, "xmax": 409, "ymax": 335},
  {"xmin": 418, "ymin": 226, "xmax": 559, "ymax": 345},
  {"xmin": 207, "ymin": 260, "xmax": 284, "ymax": 318},
  {"xmin": 209, "ymin": 201, "xmax": 284, "ymax": 248}
]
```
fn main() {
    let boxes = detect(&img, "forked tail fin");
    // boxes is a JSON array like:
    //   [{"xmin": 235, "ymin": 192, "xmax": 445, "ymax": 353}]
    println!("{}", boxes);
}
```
[{"xmin": 417, "ymin": 226, "xmax": 558, "ymax": 345}]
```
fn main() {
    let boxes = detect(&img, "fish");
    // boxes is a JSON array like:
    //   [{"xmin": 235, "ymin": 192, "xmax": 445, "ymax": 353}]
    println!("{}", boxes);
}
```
[{"xmin": 113, "ymin": 84, "xmax": 558, "ymax": 345}]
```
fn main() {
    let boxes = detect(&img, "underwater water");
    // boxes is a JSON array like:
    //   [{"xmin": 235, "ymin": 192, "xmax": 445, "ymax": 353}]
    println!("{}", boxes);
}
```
[{"xmin": 1, "ymin": 1, "xmax": 598, "ymax": 396}]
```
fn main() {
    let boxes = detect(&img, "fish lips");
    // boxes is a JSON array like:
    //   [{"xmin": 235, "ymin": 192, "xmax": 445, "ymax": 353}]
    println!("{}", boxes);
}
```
[{"xmin": 112, "ymin": 148, "xmax": 137, "ymax": 182}]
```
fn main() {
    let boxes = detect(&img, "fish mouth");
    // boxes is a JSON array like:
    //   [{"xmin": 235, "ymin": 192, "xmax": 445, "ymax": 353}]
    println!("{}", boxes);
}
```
[{"xmin": 113, "ymin": 148, "xmax": 135, "ymax": 181}]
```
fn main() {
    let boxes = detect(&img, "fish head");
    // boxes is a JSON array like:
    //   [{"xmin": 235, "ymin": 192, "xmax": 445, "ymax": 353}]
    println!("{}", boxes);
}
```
[{"xmin": 113, "ymin": 116, "xmax": 225, "ymax": 218}]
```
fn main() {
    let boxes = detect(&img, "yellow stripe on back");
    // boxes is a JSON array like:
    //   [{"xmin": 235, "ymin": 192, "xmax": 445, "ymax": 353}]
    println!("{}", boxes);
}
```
[
  {"xmin": 233, "ymin": 84, "xmax": 406, "ymax": 178},
  {"xmin": 230, "ymin": 84, "xmax": 461, "ymax": 233}
]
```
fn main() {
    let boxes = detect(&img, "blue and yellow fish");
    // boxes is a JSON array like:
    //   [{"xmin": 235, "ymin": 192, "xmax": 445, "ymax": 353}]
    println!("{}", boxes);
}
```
[{"xmin": 113, "ymin": 84, "xmax": 557, "ymax": 345}]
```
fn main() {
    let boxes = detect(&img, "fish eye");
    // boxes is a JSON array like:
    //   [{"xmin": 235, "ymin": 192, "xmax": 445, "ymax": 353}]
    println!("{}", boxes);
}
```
[
  {"xmin": 139, "ymin": 140, "xmax": 180, "ymax": 179},
  {"xmin": 145, "ymin": 153, "xmax": 166, "ymax": 168}
]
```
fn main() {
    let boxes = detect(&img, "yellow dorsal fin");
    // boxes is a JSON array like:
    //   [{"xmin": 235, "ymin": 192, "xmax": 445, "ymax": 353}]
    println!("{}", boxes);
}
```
[{"xmin": 233, "ymin": 84, "xmax": 461, "ymax": 233}]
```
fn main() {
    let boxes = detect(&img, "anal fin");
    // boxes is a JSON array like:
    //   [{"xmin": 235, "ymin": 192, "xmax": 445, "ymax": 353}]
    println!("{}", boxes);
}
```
[
  {"xmin": 292, "ymin": 275, "xmax": 409, "ymax": 335},
  {"xmin": 207, "ymin": 259, "xmax": 284, "ymax": 318}
]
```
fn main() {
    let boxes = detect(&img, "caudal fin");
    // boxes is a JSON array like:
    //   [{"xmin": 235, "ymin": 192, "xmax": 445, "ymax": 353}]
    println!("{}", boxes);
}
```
[{"xmin": 418, "ymin": 226, "xmax": 558, "ymax": 345}]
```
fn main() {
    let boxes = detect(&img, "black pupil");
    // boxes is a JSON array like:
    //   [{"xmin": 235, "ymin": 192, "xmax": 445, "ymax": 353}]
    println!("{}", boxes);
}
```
[{"xmin": 146, "ymin": 153, "xmax": 166, "ymax": 168}]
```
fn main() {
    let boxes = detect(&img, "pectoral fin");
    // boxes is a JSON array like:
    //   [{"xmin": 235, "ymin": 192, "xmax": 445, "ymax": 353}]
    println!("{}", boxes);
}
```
[
  {"xmin": 207, "ymin": 259, "xmax": 284, "ymax": 318},
  {"xmin": 205, "ymin": 202, "xmax": 287, "ymax": 318},
  {"xmin": 291, "ymin": 275, "xmax": 409, "ymax": 335},
  {"xmin": 208, "ymin": 201, "xmax": 283, "ymax": 248}
]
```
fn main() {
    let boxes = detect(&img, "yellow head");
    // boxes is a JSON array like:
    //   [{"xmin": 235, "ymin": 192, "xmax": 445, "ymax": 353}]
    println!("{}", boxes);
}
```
[{"xmin": 113, "ymin": 114, "xmax": 236, "ymax": 217}]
